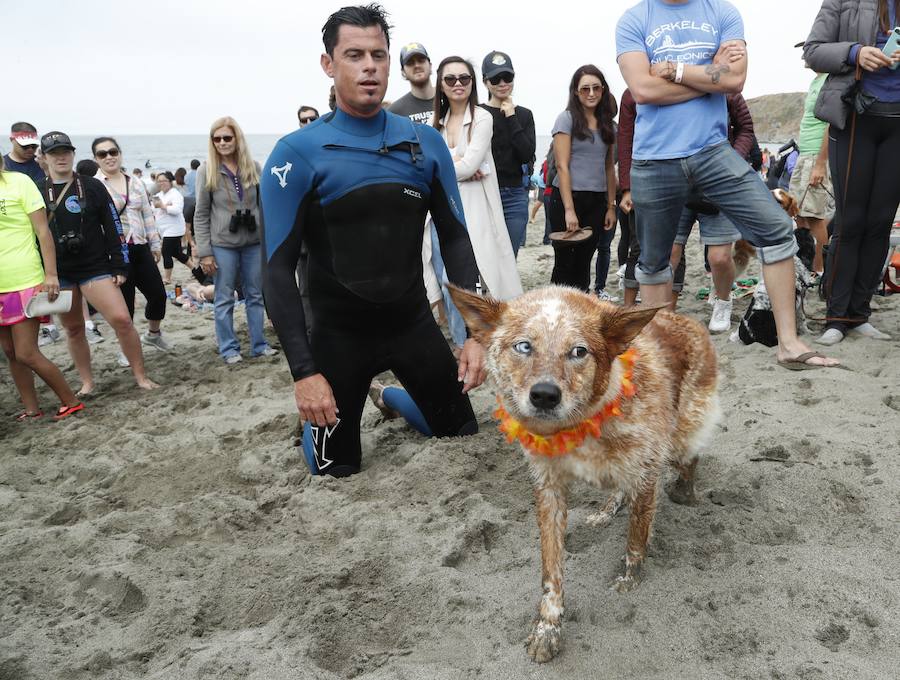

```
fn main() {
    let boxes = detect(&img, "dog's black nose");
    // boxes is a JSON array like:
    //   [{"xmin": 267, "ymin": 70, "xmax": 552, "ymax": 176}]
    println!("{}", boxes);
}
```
[{"xmin": 529, "ymin": 382, "xmax": 562, "ymax": 409}]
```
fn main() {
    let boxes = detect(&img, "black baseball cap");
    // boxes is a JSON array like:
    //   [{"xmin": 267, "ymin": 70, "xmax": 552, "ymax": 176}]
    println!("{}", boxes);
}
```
[
  {"xmin": 482, "ymin": 50, "xmax": 515, "ymax": 80},
  {"xmin": 400, "ymin": 42, "xmax": 429, "ymax": 66},
  {"xmin": 41, "ymin": 131, "xmax": 75, "ymax": 153}
]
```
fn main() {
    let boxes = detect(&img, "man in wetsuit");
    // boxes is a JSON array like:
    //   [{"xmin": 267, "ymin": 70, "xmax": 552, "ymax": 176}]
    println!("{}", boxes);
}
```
[{"xmin": 260, "ymin": 4, "xmax": 486, "ymax": 478}]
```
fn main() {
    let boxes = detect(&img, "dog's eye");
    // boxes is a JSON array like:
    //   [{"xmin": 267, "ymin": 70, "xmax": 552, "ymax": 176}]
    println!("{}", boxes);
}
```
[
  {"xmin": 513, "ymin": 341, "xmax": 532, "ymax": 355},
  {"xmin": 569, "ymin": 346, "xmax": 588, "ymax": 359}
]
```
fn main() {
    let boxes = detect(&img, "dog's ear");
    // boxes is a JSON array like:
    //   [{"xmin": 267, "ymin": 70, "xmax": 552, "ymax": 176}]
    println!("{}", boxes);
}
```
[
  {"xmin": 773, "ymin": 189, "xmax": 800, "ymax": 218},
  {"xmin": 446, "ymin": 284, "xmax": 506, "ymax": 344},
  {"xmin": 601, "ymin": 303, "xmax": 667, "ymax": 356}
]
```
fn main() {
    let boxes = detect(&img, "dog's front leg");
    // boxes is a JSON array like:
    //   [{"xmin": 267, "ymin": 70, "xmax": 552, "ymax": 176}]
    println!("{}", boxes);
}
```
[
  {"xmin": 612, "ymin": 477, "xmax": 658, "ymax": 593},
  {"xmin": 525, "ymin": 478, "xmax": 568, "ymax": 663}
]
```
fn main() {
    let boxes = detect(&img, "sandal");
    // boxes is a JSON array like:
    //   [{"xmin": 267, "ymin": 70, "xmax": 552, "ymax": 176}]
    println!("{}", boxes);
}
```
[
  {"xmin": 54, "ymin": 402, "xmax": 85, "ymax": 420},
  {"xmin": 15, "ymin": 410, "xmax": 44, "ymax": 422}
]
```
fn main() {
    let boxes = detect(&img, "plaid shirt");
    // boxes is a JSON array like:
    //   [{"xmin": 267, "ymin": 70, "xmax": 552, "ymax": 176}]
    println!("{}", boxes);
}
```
[{"xmin": 95, "ymin": 171, "xmax": 161, "ymax": 250}]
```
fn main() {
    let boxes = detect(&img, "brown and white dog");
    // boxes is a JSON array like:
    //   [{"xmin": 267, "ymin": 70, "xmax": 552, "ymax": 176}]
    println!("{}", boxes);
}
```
[
  {"xmin": 732, "ymin": 188, "xmax": 801, "ymax": 277},
  {"xmin": 449, "ymin": 285, "xmax": 720, "ymax": 663}
]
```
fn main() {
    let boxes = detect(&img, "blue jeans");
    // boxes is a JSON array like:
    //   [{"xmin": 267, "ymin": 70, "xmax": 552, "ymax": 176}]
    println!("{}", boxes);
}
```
[
  {"xmin": 212, "ymin": 244, "xmax": 269, "ymax": 359},
  {"xmin": 631, "ymin": 142, "xmax": 797, "ymax": 285},
  {"xmin": 499, "ymin": 186, "xmax": 529, "ymax": 257},
  {"xmin": 593, "ymin": 223, "xmax": 617, "ymax": 294},
  {"xmin": 430, "ymin": 223, "xmax": 467, "ymax": 347}
]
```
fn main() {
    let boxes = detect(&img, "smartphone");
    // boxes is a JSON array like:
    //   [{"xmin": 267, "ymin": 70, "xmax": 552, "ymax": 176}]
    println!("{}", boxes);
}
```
[{"xmin": 883, "ymin": 27, "xmax": 900, "ymax": 70}]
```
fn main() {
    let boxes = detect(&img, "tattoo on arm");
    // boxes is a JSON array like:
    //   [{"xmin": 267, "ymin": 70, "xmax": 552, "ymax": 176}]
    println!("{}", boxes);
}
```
[{"xmin": 705, "ymin": 63, "xmax": 730, "ymax": 85}]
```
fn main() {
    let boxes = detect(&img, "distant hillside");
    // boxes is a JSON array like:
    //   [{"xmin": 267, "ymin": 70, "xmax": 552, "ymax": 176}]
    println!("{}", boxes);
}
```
[{"xmin": 746, "ymin": 92, "xmax": 805, "ymax": 145}]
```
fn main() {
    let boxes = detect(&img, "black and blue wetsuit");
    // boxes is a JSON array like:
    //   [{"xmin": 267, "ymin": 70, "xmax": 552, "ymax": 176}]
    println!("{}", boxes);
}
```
[{"xmin": 261, "ymin": 108, "xmax": 480, "ymax": 477}]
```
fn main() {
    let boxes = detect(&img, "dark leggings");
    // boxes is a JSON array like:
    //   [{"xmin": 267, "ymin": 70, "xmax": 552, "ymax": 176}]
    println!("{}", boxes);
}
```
[
  {"xmin": 161, "ymin": 236, "xmax": 190, "ymax": 270},
  {"xmin": 303, "ymin": 305, "xmax": 477, "ymax": 477},
  {"xmin": 826, "ymin": 113, "xmax": 900, "ymax": 333},
  {"xmin": 121, "ymin": 243, "xmax": 167, "ymax": 321},
  {"xmin": 548, "ymin": 187, "xmax": 607, "ymax": 291}
]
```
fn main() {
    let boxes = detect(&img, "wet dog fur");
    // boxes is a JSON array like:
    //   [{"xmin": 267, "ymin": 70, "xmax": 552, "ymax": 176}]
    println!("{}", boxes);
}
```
[{"xmin": 449, "ymin": 285, "xmax": 720, "ymax": 663}]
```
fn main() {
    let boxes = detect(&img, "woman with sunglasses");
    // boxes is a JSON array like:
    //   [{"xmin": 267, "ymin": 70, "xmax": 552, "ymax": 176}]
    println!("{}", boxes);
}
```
[
  {"xmin": 152, "ymin": 171, "xmax": 189, "ymax": 285},
  {"xmin": 93, "ymin": 137, "xmax": 171, "ymax": 357},
  {"xmin": 40, "ymin": 131, "xmax": 158, "ymax": 395},
  {"xmin": 479, "ymin": 51, "xmax": 536, "ymax": 258},
  {"xmin": 550, "ymin": 65, "xmax": 618, "ymax": 295},
  {"xmin": 432, "ymin": 57, "xmax": 522, "ymax": 318},
  {"xmin": 194, "ymin": 116, "xmax": 276, "ymax": 364},
  {"xmin": 0, "ymin": 156, "xmax": 83, "ymax": 420}
]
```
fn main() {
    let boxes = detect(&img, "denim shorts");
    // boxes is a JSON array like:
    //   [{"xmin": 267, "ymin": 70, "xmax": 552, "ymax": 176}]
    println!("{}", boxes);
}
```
[
  {"xmin": 59, "ymin": 273, "xmax": 113, "ymax": 289},
  {"xmin": 674, "ymin": 206, "xmax": 742, "ymax": 246},
  {"xmin": 631, "ymin": 141, "xmax": 797, "ymax": 285}
]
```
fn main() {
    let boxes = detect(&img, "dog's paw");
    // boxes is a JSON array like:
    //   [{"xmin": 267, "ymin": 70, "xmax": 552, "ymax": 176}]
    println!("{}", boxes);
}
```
[
  {"xmin": 585, "ymin": 511, "xmax": 613, "ymax": 528},
  {"xmin": 525, "ymin": 620, "xmax": 561, "ymax": 663},
  {"xmin": 610, "ymin": 573, "xmax": 641, "ymax": 593}
]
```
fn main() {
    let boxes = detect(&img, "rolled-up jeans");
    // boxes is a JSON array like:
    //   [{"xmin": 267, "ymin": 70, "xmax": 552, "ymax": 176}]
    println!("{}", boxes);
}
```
[
  {"xmin": 498, "ymin": 185, "xmax": 529, "ymax": 257},
  {"xmin": 631, "ymin": 141, "xmax": 797, "ymax": 285},
  {"xmin": 212, "ymin": 243, "xmax": 269, "ymax": 359}
]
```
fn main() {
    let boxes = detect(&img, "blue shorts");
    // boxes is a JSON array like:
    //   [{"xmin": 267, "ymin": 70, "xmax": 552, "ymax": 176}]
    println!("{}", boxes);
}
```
[
  {"xmin": 59, "ymin": 273, "xmax": 112, "ymax": 289},
  {"xmin": 674, "ymin": 206, "xmax": 742, "ymax": 246}
]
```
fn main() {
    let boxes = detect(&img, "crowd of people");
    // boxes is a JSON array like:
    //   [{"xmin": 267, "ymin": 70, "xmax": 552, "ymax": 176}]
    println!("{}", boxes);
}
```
[{"xmin": 1, "ymin": 2, "xmax": 897, "ymax": 471}]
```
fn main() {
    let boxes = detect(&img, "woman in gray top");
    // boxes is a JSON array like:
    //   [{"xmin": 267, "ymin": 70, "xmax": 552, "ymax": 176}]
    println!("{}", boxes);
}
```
[
  {"xmin": 194, "ymin": 116, "xmax": 277, "ymax": 364},
  {"xmin": 549, "ymin": 64, "xmax": 619, "ymax": 295}
]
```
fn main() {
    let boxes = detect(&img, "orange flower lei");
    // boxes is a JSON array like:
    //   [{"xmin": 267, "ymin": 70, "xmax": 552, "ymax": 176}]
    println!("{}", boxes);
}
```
[{"xmin": 493, "ymin": 348, "xmax": 638, "ymax": 457}]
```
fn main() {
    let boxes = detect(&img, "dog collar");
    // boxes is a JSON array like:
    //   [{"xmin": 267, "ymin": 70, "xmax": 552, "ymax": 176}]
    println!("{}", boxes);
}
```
[{"xmin": 493, "ymin": 348, "xmax": 638, "ymax": 458}]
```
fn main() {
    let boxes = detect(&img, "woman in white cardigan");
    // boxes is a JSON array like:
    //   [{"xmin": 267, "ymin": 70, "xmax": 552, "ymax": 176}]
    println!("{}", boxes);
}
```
[
  {"xmin": 433, "ymin": 56, "xmax": 522, "ymax": 303},
  {"xmin": 152, "ymin": 171, "xmax": 189, "ymax": 284}
]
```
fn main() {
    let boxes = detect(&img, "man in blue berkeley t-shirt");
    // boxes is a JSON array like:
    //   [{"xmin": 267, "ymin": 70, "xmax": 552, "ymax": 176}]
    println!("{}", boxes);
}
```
[
  {"xmin": 3, "ymin": 122, "xmax": 46, "ymax": 186},
  {"xmin": 615, "ymin": 0, "xmax": 838, "ymax": 369}
]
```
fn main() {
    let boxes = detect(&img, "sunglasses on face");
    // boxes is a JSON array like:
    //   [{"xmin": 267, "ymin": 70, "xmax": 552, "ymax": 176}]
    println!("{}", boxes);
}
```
[
  {"xmin": 443, "ymin": 74, "xmax": 473, "ymax": 87},
  {"xmin": 94, "ymin": 148, "xmax": 120, "ymax": 159},
  {"xmin": 20, "ymin": 144, "xmax": 38, "ymax": 151},
  {"xmin": 212, "ymin": 135, "xmax": 234, "ymax": 144},
  {"xmin": 299, "ymin": 115, "xmax": 318, "ymax": 125},
  {"xmin": 578, "ymin": 84, "xmax": 603, "ymax": 96},
  {"xmin": 488, "ymin": 72, "xmax": 514, "ymax": 86}
]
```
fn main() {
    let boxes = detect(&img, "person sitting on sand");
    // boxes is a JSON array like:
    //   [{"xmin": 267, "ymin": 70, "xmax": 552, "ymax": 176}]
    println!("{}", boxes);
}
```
[{"xmin": 260, "ymin": 4, "xmax": 486, "ymax": 478}]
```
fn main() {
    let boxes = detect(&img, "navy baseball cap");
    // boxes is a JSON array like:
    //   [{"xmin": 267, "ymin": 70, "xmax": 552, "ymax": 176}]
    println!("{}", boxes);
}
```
[
  {"xmin": 482, "ymin": 51, "xmax": 515, "ymax": 80},
  {"xmin": 400, "ymin": 42, "xmax": 429, "ymax": 66},
  {"xmin": 41, "ymin": 131, "xmax": 75, "ymax": 153}
]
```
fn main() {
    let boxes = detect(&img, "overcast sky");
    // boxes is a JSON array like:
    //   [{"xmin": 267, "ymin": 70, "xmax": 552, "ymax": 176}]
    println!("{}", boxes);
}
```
[{"xmin": 4, "ymin": 1, "xmax": 824, "ymax": 136}]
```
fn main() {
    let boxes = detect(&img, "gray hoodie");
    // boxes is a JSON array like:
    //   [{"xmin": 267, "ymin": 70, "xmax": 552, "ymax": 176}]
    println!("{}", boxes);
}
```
[
  {"xmin": 803, "ymin": 0, "xmax": 879, "ymax": 130},
  {"xmin": 193, "ymin": 161, "xmax": 262, "ymax": 258}
]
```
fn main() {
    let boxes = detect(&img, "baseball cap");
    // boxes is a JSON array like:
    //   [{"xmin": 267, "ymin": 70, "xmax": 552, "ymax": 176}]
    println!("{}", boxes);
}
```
[
  {"xmin": 400, "ymin": 42, "xmax": 429, "ymax": 66},
  {"xmin": 11, "ymin": 130, "xmax": 40, "ymax": 147},
  {"xmin": 482, "ymin": 51, "xmax": 515, "ymax": 80},
  {"xmin": 41, "ymin": 131, "xmax": 76, "ymax": 153}
]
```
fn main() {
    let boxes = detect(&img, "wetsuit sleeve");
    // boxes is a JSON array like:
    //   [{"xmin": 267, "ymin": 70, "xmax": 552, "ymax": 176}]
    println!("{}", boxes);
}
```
[
  {"xmin": 260, "ymin": 139, "xmax": 318, "ymax": 381},
  {"xmin": 420, "ymin": 127, "xmax": 479, "ymax": 291},
  {"xmin": 193, "ymin": 165, "xmax": 212, "ymax": 258},
  {"xmin": 94, "ymin": 181, "xmax": 129, "ymax": 275}
]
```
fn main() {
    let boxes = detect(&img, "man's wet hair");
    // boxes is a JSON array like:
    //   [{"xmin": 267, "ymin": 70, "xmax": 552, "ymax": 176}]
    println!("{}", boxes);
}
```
[
  {"xmin": 321, "ymin": 4, "xmax": 391, "ymax": 57},
  {"xmin": 10, "ymin": 122, "xmax": 37, "ymax": 134}
]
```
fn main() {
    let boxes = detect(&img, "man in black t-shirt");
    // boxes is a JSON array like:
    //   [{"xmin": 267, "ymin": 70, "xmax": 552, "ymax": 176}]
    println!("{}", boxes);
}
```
[
  {"xmin": 479, "ymin": 50, "xmax": 536, "ymax": 257},
  {"xmin": 4, "ymin": 122, "xmax": 45, "ymax": 186},
  {"xmin": 389, "ymin": 42, "xmax": 435, "ymax": 125}
]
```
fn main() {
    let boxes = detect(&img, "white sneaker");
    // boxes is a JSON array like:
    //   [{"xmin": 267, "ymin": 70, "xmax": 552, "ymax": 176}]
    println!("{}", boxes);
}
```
[
  {"xmin": 254, "ymin": 346, "xmax": 279, "ymax": 358},
  {"xmin": 85, "ymin": 325, "xmax": 104, "ymax": 345},
  {"xmin": 38, "ymin": 326, "xmax": 60, "ymax": 347},
  {"xmin": 141, "ymin": 331, "xmax": 172, "ymax": 352},
  {"xmin": 596, "ymin": 290, "xmax": 619, "ymax": 303},
  {"xmin": 116, "ymin": 351, "xmax": 130, "ymax": 368},
  {"xmin": 815, "ymin": 328, "xmax": 844, "ymax": 346},
  {"xmin": 848, "ymin": 323, "xmax": 891, "ymax": 340},
  {"xmin": 224, "ymin": 354, "xmax": 243, "ymax": 365},
  {"xmin": 708, "ymin": 297, "xmax": 733, "ymax": 333}
]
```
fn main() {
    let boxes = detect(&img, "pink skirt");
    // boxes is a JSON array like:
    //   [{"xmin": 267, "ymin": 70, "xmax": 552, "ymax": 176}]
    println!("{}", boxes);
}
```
[{"xmin": 0, "ymin": 285, "xmax": 50, "ymax": 326}]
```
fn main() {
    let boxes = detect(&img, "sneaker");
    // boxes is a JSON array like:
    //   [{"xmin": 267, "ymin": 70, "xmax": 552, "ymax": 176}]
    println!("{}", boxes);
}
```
[
  {"xmin": 224, "ymin": 354, "xmax": 243, "ymax": 365},
  {"xmin": 596, "ymin": 290, "xmax": 619, "ymax": 303},
  {"xmin": 141, "ymin": 331, "xmax": 172, "ymax": 352},
  {"xmin": 815, "ymin": 328, "xmax": 844, "ymax": 346},
  {"xmin": 708, "ymin": 297, "xmax": 733, "ymax": 333},
  {"xmin": 847, "ymin": 322, "xmax": 891, "ymax": 340},
  {"xmin": 85, "ymin": 324, "xmax": 104, "ymax": 345},
  {"xmin": 253, "ymin": 346, "xmax": 279, "ymax": 358},
  {"xmin": 38, "ymin": 326, "xmax": 60, "ymax": 347},
  {"xmin": 116, "ymin": 351, "xmax": 131, "ymax": 368}
]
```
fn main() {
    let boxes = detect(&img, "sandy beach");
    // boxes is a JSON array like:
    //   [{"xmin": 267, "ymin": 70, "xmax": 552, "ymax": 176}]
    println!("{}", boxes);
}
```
[{"xmin": 1, "ymin": 216, "xmax": 898, "ymax": 680}]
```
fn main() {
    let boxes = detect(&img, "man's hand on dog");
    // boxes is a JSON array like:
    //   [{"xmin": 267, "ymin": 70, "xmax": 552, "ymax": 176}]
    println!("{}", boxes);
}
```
[
  {"xmin": 457, "ymin": 338, "xmax": 487, "ymax": 394},
  {"xmin": 294, "ymin": 373, "xmax": 339, "ymax": 426}
]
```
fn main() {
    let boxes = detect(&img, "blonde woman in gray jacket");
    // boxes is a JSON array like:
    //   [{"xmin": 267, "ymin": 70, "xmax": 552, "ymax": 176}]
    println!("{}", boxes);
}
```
[
  {"xmin": 194, "ymin": 116, "xmax": 277, "ymax": 364},
  {"xmin": 804, "ymin": 0, "xmax": 900, "ymax": 345}
]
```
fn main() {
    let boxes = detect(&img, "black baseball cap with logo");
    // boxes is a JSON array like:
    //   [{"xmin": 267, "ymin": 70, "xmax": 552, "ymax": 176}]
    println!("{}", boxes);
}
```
[
  {"xmin": 482, "ymin": 50, "xmax": 515, "ymax": 80},
  {"xmin": 41, "ymin": 131, "xmax": 76, "ymax": 153}
]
